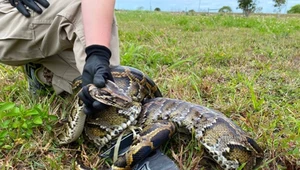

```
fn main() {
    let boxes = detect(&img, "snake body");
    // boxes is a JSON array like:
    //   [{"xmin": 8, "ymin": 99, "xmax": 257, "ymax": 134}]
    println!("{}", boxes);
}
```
[
  {"xmin": 137, "ymin": 98, "xmax": 264, "ymax": 170},
  {"xmin": 55, "ymin": 66, "xmax": 161, "ymax": 145},
  {"xmin": 56, "ymin": 65, "xmax": 263, "ymax": 170},
  {"xmin": 84, "ymin": 66, "xmax": 162, "ymax": 149}
]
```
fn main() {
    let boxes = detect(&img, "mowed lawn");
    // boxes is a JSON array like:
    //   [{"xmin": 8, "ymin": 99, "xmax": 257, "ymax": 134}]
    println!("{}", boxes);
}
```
[{"xmin": 0, "ymin": 11, "xmax": 299, "ymax": 169}]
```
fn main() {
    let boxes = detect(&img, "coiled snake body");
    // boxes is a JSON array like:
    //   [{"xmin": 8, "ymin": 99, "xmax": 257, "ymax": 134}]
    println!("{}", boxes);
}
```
[{"xmin": 56, "ymin": 66, "xmax": 263, "ymax": 170}]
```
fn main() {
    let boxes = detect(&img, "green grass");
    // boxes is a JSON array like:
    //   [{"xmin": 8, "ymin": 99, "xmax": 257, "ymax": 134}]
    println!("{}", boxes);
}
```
[{"xmin": 1, "ymin": 11, "xmax": 299, "ymax": 169}]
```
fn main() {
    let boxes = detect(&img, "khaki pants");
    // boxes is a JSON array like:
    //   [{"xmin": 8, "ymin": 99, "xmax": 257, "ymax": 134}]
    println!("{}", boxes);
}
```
[{"xmin": 0, "ymin": 0, "xmax": 120, "ymax": 94}]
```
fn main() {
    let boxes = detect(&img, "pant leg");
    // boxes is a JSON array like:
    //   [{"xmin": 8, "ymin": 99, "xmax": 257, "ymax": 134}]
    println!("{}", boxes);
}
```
[
  {"xmin": 0, "ymin": 0, "xmax": 120, "ymax": 94},
  {"xmin": 0, "ymin": 1, "xmax": 43, "ymax": 65},
  {"xmin": 37, "ymin": 51, "xmax": 80, "ymax": 94}
]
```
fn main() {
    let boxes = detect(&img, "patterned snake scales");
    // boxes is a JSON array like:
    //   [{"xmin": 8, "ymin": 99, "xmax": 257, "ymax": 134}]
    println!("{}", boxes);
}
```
[{"xmin": 55, "ymin": 66, "xmax": 264, "ymax": 170}]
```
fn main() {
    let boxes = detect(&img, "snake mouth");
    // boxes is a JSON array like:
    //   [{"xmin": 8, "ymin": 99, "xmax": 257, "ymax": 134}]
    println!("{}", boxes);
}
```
[
  {"xmin": 97, "ymin": 94, "xmax": 133, "ymax": 108},
  {"xmin": 88, "ymin": 81, "xmax": 133, "ymax": 108}
]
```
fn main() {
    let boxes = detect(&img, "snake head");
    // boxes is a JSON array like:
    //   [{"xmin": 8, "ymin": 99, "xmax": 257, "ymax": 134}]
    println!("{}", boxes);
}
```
[{"xmin": 88, "ymin": 80, "xmax": 133, "ymax": 108}]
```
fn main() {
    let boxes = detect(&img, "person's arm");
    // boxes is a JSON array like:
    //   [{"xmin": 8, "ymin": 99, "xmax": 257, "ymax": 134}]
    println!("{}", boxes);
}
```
[
  {"xmin": 79, "ymin": 0, "xmax": 116, "ymax": 115},
  {"xmin": 81, "ymin": 0, "xmax": 115, "ymax": 47}
]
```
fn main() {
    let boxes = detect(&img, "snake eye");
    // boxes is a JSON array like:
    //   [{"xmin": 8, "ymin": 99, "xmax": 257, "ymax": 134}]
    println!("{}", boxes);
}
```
[{"xmin": 99, "ymin": 90, "xmax": 111, "ymax": 96}]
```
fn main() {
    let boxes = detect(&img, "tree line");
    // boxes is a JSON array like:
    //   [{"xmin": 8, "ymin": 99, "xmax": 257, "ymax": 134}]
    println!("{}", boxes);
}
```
[
  {"xmin": 234, "ymin": 0, "xmax": 299, "ymax": 16},
  {"xmin": 152, "ymin": 0, "xmax": 300, "ymax": 16}
]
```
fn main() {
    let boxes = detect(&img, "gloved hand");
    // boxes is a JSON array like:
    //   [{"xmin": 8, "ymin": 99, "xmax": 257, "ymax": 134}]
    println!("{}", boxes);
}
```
[
  {"xmin": 78, "ymin": 45, "xmax": 113, "ymax": 115},
  {"xmin": 9, "ymin": 0, "xmax": 50, "ymax": 17}
]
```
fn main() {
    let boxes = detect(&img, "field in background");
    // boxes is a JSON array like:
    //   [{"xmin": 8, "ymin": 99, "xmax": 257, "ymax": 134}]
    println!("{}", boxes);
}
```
[{"xmin": 0, "ymin": 11, "xmax": 299, "ymax": 169}]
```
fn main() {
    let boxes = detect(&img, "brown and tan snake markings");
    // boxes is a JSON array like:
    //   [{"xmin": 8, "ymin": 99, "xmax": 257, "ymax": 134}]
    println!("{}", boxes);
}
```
[{"xmin": 56, "ymin": 65, "xmax": 263, "ymax": 170}]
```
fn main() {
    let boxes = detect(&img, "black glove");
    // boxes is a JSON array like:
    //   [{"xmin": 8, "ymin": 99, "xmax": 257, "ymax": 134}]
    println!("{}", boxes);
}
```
[
  {"xmin": 78, "ymin": 45, "xmax": 113, "ymax": 115},
  {"xmin": 9, "ymin": 0, "xmax": 50, "ymax": 17}
]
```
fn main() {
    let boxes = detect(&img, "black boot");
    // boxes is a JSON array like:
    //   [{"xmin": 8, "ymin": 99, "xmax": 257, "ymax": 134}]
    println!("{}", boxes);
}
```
[
  {"xmin": 23, "ymin": 63, "xmax": 53, "ymax": 95},
  {"xmin": 133, "ymin": 149, "xmax": 179, "ymax": 170},
  {"xmin": 100, "ymin": 133, "xmax": 179, "ymax": 170}
]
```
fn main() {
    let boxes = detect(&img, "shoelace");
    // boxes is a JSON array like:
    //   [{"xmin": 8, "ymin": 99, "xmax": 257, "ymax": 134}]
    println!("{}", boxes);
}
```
[{"xmin": 113, "ymin": 126, "xmax": 142, "ymax": 163}]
